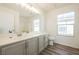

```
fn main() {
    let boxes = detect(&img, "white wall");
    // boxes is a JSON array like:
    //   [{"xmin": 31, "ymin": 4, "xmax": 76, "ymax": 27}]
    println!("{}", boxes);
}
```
[
  {"xmin": 0, "ymin": 5, "xmax": 20, "ymax": 34},
  {"xmin": 46, "ymin": 5, "xmax": 79, "ymax": 48}
]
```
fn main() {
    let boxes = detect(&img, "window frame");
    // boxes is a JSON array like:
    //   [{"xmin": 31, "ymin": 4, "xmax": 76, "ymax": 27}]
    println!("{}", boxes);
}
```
[
  {"xmin": 57, "ymin": 12, "xmax": 75, "ymax": 36},
  {"xmin": 33, "ymin": 19, "xmax": 40, "ymax": 32}
]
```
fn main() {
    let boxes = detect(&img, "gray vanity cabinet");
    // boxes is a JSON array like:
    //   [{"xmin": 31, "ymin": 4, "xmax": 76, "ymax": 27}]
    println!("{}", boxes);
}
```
[
  {"xmin": 0, "ymin": 34, "xmax": 48, "ymax": 55},
  {"xmin": 26, "ymin": 37, "xmax": 38, "ymax": 55},
  {"xmin": 1, "ymin": 41, "xmax": 26, "ymax": 55}
]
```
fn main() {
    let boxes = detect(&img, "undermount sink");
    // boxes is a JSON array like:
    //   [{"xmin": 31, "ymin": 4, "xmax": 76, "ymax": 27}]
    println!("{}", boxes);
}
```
[{"xmin": 17, "ymin": 34, "xmax": 22, "ymax": 36}]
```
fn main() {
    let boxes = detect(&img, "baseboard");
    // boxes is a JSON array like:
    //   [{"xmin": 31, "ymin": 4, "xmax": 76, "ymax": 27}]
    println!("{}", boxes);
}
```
[{"xmin": 53, "ymin": 42, "xmax": 79, "ymax": 50}]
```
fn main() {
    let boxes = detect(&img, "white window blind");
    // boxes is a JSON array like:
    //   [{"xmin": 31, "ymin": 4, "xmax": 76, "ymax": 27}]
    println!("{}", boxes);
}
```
[
  {"xmin": 57, "ymin": 12, "xmax": 75, "ymax": 36},
  {"xmin": 33, "ymin": 19, "xmax": 40, "ymax": 32}
]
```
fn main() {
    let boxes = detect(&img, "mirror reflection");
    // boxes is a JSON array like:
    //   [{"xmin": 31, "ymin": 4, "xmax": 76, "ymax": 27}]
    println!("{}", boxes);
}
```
[{"xmin": 0, "ymin": 3, "xmax": 43, "ymax": 35}]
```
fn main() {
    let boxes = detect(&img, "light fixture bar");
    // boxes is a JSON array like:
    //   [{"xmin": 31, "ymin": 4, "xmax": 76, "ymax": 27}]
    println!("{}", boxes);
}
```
[{"xmin": 16, "ymin": 3, "xmax": 40, "ymax": 14}]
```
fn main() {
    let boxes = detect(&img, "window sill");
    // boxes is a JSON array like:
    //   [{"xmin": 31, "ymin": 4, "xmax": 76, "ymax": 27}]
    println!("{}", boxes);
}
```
[{"xmin": 57, "ymin": 34, "xmax": 74, "ymax": 37}]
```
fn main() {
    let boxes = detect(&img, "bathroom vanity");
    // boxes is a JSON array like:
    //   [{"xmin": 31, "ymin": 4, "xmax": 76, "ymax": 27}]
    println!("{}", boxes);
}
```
[{"xmin": 0, "ymin": 33, "xmax": 48, "ymax": 55}]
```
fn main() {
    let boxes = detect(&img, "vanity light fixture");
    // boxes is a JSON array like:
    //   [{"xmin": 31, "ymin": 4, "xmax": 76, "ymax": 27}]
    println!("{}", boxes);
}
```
[{"xmin": 16, "ymin": 3, "xmax": 40, "ymax": 14}]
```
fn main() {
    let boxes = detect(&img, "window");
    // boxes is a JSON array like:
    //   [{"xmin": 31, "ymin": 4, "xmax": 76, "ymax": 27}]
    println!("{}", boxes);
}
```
[
  {"xmin": 57, "ymin": 12, "xmax": 75, "ymax": 36},
  {"xmin": 33, "ymin": 19, "xmax": 40, "ymax": 32}
]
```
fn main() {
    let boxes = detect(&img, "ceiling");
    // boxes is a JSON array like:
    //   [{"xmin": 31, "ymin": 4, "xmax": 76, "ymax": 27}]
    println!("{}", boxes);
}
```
[
  {"xmin": 0, "ymin": 3, "xmax": 39, "ymax": 18},
  {"xmin": 0, "ymin": 3, "xmax": 78, "ymax": 17},
  {"xmin": 28, "ymin": 3, "xmax": 75, "ymax": 13}
]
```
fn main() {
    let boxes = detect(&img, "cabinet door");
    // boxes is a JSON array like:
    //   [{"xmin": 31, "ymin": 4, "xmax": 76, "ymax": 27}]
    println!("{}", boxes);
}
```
[
  {"xmin": 0, "ymin": 49, "xmax": 1, "ymax": 55},
  {"xmin": 44, "ymin": 35, "xmax": 48, "ymax": 48},
  {"xmin": 32, "ymin": 37, "xmax": 38, "ymax": 55},
  {"xmin": 38, "ymin": 35, "xmax": 44, "ymax": 53},
  {"xmin": 26, "ymin": 37, "xmax": 38, "ymax": 55},
  {"xmin": 2, "ymin": 41, "xmax": 25, "ymax": 55}
]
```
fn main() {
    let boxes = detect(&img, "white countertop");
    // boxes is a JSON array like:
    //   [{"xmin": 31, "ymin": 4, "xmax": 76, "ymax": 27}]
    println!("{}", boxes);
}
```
[{"xmin": 0, "ymin": 32, "xmax": 47, "ymax": 47}]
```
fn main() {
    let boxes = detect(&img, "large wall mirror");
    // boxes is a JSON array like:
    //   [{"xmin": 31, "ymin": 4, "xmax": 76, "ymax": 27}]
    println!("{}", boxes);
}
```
[
  {"xmin": 0, "ymin": 3, "xmax": 43, "ymax": 34},
  {"xmin": 0, "ymin": 11, "xmax": 15, "ymax": 34}
]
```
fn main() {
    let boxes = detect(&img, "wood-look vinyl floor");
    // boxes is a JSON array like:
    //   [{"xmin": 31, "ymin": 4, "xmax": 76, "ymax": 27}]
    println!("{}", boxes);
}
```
[{"xmin": 40, "ymin": 43, "xmax": 79, "ymax": 55}]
